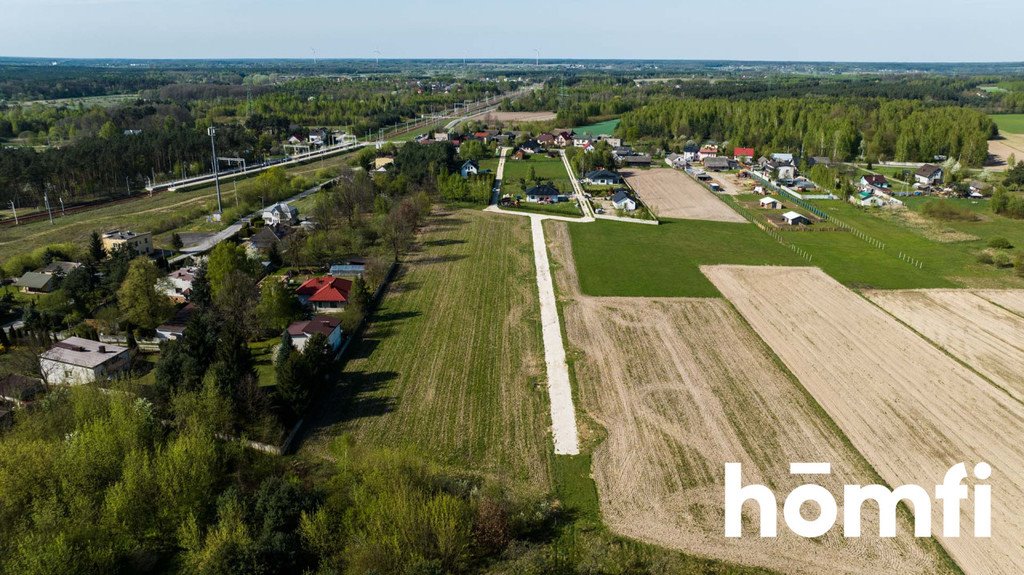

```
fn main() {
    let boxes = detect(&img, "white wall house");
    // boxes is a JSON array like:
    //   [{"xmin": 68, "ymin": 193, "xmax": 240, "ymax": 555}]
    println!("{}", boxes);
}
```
[
  {"xmin": 40, "ymin": 337, "xmax": 131, "ymax": 386},
  {"xmin": 262, "ymin": 202, "xmax": 298, "ymax": 226},
  {"xmin": 611, "ymin": 191, "xmax": 637, "ymax": 211},
  {"xmin": 287, "ymin": 316, "xmax": 344, "ymax": 352}
]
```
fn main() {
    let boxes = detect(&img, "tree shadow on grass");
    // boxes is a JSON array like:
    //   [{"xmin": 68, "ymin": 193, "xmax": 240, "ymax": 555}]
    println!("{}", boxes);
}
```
[
  {"xmin": 372, "ymin": 310, "xmax": 421, "ymax": 324},
  {"xmin": 295, "ymin": 369, "xmax": 399, "ymax": 446},
  {"xmin": 414, "ymin": 254, "xmax": 467, "ymax": 265},
  {"xmin": 421, "ymin": 238, "xmax": 467, "ymax": 247}
]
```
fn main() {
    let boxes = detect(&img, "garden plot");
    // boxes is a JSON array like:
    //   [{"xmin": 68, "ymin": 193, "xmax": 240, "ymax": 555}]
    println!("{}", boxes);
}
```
[{"xmin": 704, "ymin": 265, "xmax": 1024, "ymax": 575}]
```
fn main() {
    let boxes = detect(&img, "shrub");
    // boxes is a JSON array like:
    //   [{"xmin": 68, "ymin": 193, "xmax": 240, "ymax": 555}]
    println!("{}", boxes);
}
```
[
  {"xmin": 988, "ymin": 237, "xmax": 1014, "ymax": 249},
  {"xmin": 993, "ymin": 251, "xmax": 1014, "ymax": 268},
  {"xmin": 977, "ymin": 252, "xmax": 995, "ymax": 265},
  {"xmin": 920, "ymin": 199, "xmax": 978, "ymax": 221}
]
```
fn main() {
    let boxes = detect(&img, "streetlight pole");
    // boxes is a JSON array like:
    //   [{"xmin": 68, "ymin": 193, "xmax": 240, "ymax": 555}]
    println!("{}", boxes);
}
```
[{"xmin": 208, "ymin": 126, "xmax": 223, "ymax": 216}]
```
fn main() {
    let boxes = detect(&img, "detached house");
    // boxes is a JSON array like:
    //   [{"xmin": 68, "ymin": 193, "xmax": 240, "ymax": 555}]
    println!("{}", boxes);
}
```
[
  {"xmin": 734, "ymin": 147, "xmax": 755, "ymax": 162},
  {"xmin": 860, "ymin": 174, "xmax": 890, "ymax": 189},
  {"xmin": 583, "ymin": 170, "xmax": 622, "ymax": 186},
  {"xmin": 102, "ymin": 230, "xmax": 152, "ymax": 256},
  {"xmin": 40, "ymin": 337, "xmax": 131, "ymax": 386},
  {"xmin": 525, "ymin": 184, "xmax": 565, "ymax": 203},
  {"xmin": 287, "ymin": 315, "xmax": 344, "ymax": 352},
  {"xmin": 161, "ymin": 267, "xmax": 197, "ymax": 303},
  {"xmin": 460, "ymin": 160, "xmax": 479, "ymax": 178},
  {"xmin": 915, "ymin": 164, "xmax": 944, "ymax": 186},
  {"xmin": 611, "ymin": 190, "xmax": 637, "ymax": 211},
  {"xmin": 262, "ymin": 202, "xmax": 298, "ymax": 226},
  {"xmin": 295, "ymin": 276, "xmax": 352, "ymax": 310},
  {"xmin": 554, "ymin": 132, "xmax": 574, "ymax": 147},
  {"xmin": 698, "ymin": 145, "xmax": 719, "ymax": 160}
]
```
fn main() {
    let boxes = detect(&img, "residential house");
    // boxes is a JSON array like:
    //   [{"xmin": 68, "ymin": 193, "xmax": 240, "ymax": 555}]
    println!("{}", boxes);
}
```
[
  {"xmin": 295, "ymin": 276, "xmax": 352, "ymax": 310},
  {"xmin": 583, "ymin": 169, "xmax": 622, "ymax": 186},
  {"xmin": 0, "ymin": 374, "xmax": 45, "ymax": 406},
  {"xmin": 860, "ymin": 174, "xmax": 890, "ymax": 189},
  {"xmin": 537, "ymin": 133, "xmax": 555, "ymax": 146},
  {"xmin": 665, "ymin": 153, "xmax": 687, "ymax": 169},
  {"xmin": 287, "ymin": 315, "xmax": 344, "ymax": 352},
  {"xmin": 156, "ymin": 303, "xmax": 196, "ymax": 340},
  {"xmin": 14, "ymin": 272, "xmax": 57, "ymax": 294},
  {"xmin": 524, "ymin": 184, "xmax": 565, "ymax": 203},
  {"xmin": 855, "ymin": 191, "xmax": 887, "ymax": 207},
  {"xmin": 771, "ymin": 153, "xmax": 795, "ymax": 164},
  {"xmin": 574, "ymin": 133, "xmax": 597, "ymax": 148},
  {"xmin": 161, "ymin": 267, "xmax": 197, "ymax": 303},
  {"xmin": 460, "ymin": 160, "xmax": 479, "ymax": 178},
  {"xmin": 682, "ymin": 143, "xmax": 700, "ymax": 162},
  {"xmin": 703, "ymin": 157, "xmax": 732, "ymax": 172},
  {"xmin": 373, "ymin": 157, "xmax": 395, "ymax": 171},
  {"xmin": 759, "ymin": 196, "xmax": 782, "ymax": 209},
  {"xmin": 809, "ymin": 156, "xmax": 833, "ymax": 167},
  {"xmin": 246, "ymin": 226, "xmax": 285, "ymax": 258},
  {"xmin": 308, "ymin": 128, "xmax": 329, "ymax": 147},
  {"xmin": 777, "ymin": 165, "xmax": 798, "ymax": 180},
  {"xmin": 781, "ymin": 211, "xmax": 810, "ymax": 226},
  {"xmin": 512, "ymin": 149, "xmax": 529, "ymax": 161},
  {"xmin": 433, "ymin": 132, "xmax": 450, "ymax": 142},
  {"xmin": 915, "ymin": 164, "xmax": 944, "ymax": 186},
  {"xmin": 554, "ymin": 132, "xmax": 574, "ymax": 147},
  {"xmin": 520, "ymin": 139, "xmax": 542, "ymax": 154},
  {"xmin": 262, "ymin": 202, "xmax": 299, "ymax": 226},
  {"xmin": 734, "ymin": 147, "xmax": 756, "ymax": 162},
  {"xmin": 102, "ymin": 230, "xmax": 153, "ymax": 256},
  {"xmin": 602, "ymin": 137, "xmax": 623, "ymax": 148},
  {"xmin": 40, "ymin": 337, "xmax": 131, "ymax": 386},
  {"xmin": 611, "ymin": 190, "xmax": 637, "ymax": 211},
  {"xmin": 698, "ymin": 145, "xmax": 719, "ymax": 160}
]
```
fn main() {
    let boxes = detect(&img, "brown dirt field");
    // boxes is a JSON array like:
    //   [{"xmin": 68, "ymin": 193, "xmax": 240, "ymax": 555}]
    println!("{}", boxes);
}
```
[
  {"xmin": 866, "ymin": 289, "xmax": 1024, "ymax": 403},
  {"xmin": 704, "ymin": 265, "xmax": 1024, "ymax": 575},
  {"xmin": 543, "ymin": 222, "xmax": 945, "ymax": 575},
  {"xmin": 976, "ymin": 289, "xmax": 1024, "ymax": 316},
  {"xmin": 987, "ymin": 136, "xmax": 1024, "ymax": 171},
  {"xmin": 624, "ymin": 168, "xmax": 747, "ymax": 223},
  {"xmin": 481, "ymin": 110, "xmax": 557, "ymax": 123}
]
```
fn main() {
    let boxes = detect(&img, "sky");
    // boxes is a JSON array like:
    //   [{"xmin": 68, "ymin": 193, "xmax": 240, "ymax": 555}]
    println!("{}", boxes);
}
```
[{"xmin": 1, "ymin": 0, "xmax": 1023, "ymax": 62}]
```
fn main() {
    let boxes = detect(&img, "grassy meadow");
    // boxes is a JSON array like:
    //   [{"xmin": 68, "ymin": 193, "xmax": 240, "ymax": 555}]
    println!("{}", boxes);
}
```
[{"xmin": 992, "ymin": 114, "xmax": 1024, "ymax": 134}]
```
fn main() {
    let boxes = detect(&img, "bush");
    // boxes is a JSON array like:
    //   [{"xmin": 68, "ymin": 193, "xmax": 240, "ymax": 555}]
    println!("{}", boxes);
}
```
[
  {"xmin": 994, "ymin": 251, "xmax": 1014, "ymax": 268},
  {"xmin": 988, "ymin": 237, "xmax": 1014, "ymax": 249},
  {"xmin": 977, "ymin": 252, "xmax": 995, "ymax": 265}
]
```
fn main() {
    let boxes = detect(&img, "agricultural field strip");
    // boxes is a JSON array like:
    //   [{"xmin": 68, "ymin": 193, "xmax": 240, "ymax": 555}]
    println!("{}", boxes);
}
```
[
  {"xmin": 704, "ymin": 265, "xmax": 1024, "ymax": 575},
  {"xmin": 624, "ymin": 168, "xmax": 747, "ymax": 223},
  {"xmin": 543, "ymin": 222, "xmax": 945, "ymax": 574},
  {"xmin": 974, "ymin": 290, "xmax": 1024, "ymax": 317},
  {"xmin": 865, "ymin": 289, "xmax": 1024, "ymax": 404}
]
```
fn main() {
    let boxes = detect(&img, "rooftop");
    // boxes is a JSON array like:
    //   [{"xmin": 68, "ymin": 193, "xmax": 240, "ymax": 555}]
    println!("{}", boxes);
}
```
[
  {"xmin": 288, "ymin": 315, "xmax": 342, "ymax": 338},
  {"xmin": 40, "ymin": 337, "xmax": 129, "ymax": 368}
]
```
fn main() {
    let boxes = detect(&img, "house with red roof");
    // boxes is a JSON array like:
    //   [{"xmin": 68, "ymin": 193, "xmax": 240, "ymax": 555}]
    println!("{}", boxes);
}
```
[
  {"xmin": 734, "ymin": 147, "xmax": 755, "ymax": 162},
  {"xmin": 287, "ymin": 315, "xmax": 343, "ymax": 351},
  {"xmin": 295, "ymin": 276, "xmax": 352, "ymax": 310}
]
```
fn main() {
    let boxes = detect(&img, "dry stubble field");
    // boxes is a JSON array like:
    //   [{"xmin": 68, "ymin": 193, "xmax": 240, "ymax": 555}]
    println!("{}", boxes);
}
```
[
  {"xmin": 704, "ymin": 265, "xmax": 1024, "ymax": 575},
  {"xmin": 623, "ymin": 168, "xmax": 747, "ymax": 223},
  {"xmin": 481, "ymin": 110, "xmax": 558, "ymax": 123},
  {"xmin": 867, "ymin": 289, "xmax": 1024, "ymax": 403},
  {"xmin": 975, "ymin": 289, "xmax": 1024, "ymax": 316},
  {"xmin": 300, "ymin": 209, "xmax": 551, "ymax": 485},
  {"xmin": 544, "ymin": 222, "xmax": 945, "ymax": 575}
]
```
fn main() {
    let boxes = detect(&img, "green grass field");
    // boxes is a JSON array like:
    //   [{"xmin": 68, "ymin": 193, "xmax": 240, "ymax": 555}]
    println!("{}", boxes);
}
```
[
  {"xmin": 572, "ymin": 118, "xmax": 620, "ymax": 136},
  {"xmin": 568, "ymin": 218, "xmax": 806, "ymax": 297},
  {"xmin": 299, "ymin": 208, "xmax": 551, "ymax": 486},
  {"xmin": 991, "ymin": 114, "xmax": 1024, "ymax": 135},
  {"xmin": 500, "ymin": 154, "xmax": 572, "ymax": 197}
]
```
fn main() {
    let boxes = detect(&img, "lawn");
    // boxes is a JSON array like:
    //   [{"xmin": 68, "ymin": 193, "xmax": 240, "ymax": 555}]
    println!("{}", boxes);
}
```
[
  {"xmin": 500, "ymin": 153, "xmax": 572, "ymax": 197},
  {"xmin": 506, "ymin": 201, "xmax": 583, "ymax": 217},
  {"xmin": 572, "ymin": 118, "xmax": 620, "ymax": 136},
  {"xmin": 991, "ymin": 114, "xmax": 1024, "ymax": 135},
  {"xmin": 567, "ymin": 218, "xmax": 806, "ymax": 297},
  {"xmin": 299, "ymin": 208, "xmax": 552, "ymax": 486}
]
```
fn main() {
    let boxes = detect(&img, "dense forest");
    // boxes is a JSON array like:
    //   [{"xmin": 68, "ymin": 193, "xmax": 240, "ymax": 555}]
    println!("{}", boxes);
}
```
[{"xmin": 617, "ymin": 97, "xmax": 996, "ymax": 166}]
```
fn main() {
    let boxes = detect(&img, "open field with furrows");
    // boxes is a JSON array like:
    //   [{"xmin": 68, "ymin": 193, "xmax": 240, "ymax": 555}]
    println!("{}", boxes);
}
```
[
  {"xmin": 866, "ymin": 289, "xmax": 1024, "ymax": 403},
  {"xmin": 481, "ymin": 110, "xmax": 557, "ymax": 123},
  {"xmin": 543, "ymin": 222, "xmax": 948, "ymax": 575},
  {"xmin": 567, "ymin": 219, "xmax": 806, "ymax": 297},
  {"xmin": 624, "ymin": 168, "xmax": 747, "ymax": 223},
  {"xmin": 0, "ymin": 154, "xmax": 352, "ymax": 264},
  {"xmin": 299, "ymin": 209, "xmax": 550, "ymax": 485},
  {"xmin": 704, "ymin": 265, "xmax": 1024, "ymax": 575}
]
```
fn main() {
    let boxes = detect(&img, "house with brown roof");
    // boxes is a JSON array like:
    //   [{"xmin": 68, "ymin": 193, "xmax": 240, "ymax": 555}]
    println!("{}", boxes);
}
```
[
  {"xmin": 287, "ymin": 315, "xmax": 343, "ymax": 352},
  {"xmin": 915, "ymin": 164, "xmax": 944, "ymax": 186}
]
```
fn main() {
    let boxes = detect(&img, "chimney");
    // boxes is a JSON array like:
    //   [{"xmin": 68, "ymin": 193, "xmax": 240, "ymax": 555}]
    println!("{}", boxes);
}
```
[{"xmin": 98, "ymin": 345, "xmax": 106, "ymax": 353}]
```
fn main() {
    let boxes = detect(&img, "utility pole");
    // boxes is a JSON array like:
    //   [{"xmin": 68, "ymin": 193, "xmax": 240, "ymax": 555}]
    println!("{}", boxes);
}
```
[
  {"xmin": 125, "ymin": 176, "xmax": 131, "ymax": 197},
  {"xmin": 208, "ymin": 126, "xmax": 223, "ymax": 216},
  {"xmin": 58, "ymin": 197, "xmax": 65, "ymax": 216},
  {"xmin": 43, "ymin": 193, "xmax": 53, "ymax": 224},
  {"xmin": 9, "ymin": 200, "xmax": 17, "ymax": 225}
]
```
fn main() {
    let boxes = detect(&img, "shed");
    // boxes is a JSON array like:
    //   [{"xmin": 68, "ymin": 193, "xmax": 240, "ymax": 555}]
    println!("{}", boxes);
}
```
[
  {"xmin": 759, "ymin": 196, "xmax": 782, "ymax": 209},
  {"xmin": 782, "ymin": 211, "xmax": 810, "ymax": 226}
]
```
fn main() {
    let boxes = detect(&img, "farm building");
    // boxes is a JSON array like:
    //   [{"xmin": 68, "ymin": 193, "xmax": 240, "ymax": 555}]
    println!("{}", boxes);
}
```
[
  {"xmin": 782, "ymin": 211, "xmax": 811, "ymax": 225},
  {"xmin": 525, "ymin": 184, "xmax": 566, "ymax": 203},
  {"xmin": 703, "ymin": 157, "xmax": 732, "ymax": 171},
  {"xmin": 915, "ymin": 164, "xmax": 944, "ymax": 185},
  {"xmin": 583, "ymin": 169, "xmax": 623, "ymax": 185},
  {"xmin": 295, "ymin": 276, "xmax": 353, "ymax": 310},
  {"xmin": 287, "ymin": 315, "xmax": 344, "ymax": 352},
  {"xmin": 618, "ymin": 154, "xmax": 652, "ymax": 167},
  {"xmin": 698, "ymin": 145, "xmax": 719, "ymax": 160},
  {"xmin": 611, "ymin": 190, "xmax": 637, "ymax": 211},
  {"xmin": 759, "ymin": 196, "xmax": 782, "ymax": 209},
  {"xmin": 40, "ymin": 337, "xmax": 131, "ymax": 386}
]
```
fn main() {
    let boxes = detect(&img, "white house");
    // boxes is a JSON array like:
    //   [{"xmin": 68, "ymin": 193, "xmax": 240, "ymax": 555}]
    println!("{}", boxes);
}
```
[
  {"xmin": 915, "ymin": 164, "xmax": 944, "ymax": 186},
  {"xmin": 782, "ymin": 211, "xmax": 810, "ymax": 226},
  {"xmin": 759, "ymin": 196, "xmax": 782, "ymax": 209},
  {"xmin": 698, "ymin": 145, "xmax": 719, "ymax": 160},
  {"xmin": 611, "ymin": 190, "xmax": 637, "ymax": 211},
  {"xmin": 771, "ymin": 153, "xmax": 795, "ymax": 164},
  {"xmin": 262, "ymin": 202, "xmax": 298, "ymax": 226},
  {"xmin": 583, "ymin": 169, "xmax": 622, "ymax": 186},
  {"xmin": 665, "ymin": 153, "xmax": 687, "ymax": 169},
  {"xmin": 460, "ymin": 160, "xmax": 479, "ymax": 178},
  {"xmin": 40, "ymin": 337, "xmax": 131, "ymax": 386},
  {"xmin": 287, "ymin": 315, "xmax": 344, "ymax": 352}
]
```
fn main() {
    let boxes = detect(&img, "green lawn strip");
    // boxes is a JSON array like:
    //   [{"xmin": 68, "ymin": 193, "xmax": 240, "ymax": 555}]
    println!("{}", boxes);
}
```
[
  {"xmin": 567, "ymin": 218, "xmax": 806, "ymax": 297},
  {"xmin": 991, "ymin": 114, "xmax": 1024, "ymax": 134}
]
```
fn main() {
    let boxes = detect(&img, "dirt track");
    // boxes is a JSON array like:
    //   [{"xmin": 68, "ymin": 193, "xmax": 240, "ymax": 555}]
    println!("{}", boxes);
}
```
[
  {"xmin": 543, "ymin": 223, "xmax": 945, "ymax": 575},
  {"xmin": 705, "ymin": 265, "xmax": 1024, "ymax": 575},
  {"xmin": 624, "ymin": 168, "xmax": 747, "ymax": 223},
  {"xmin": 867, "ymin": 289, "xmax": 1024, "ymax": 403}
]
